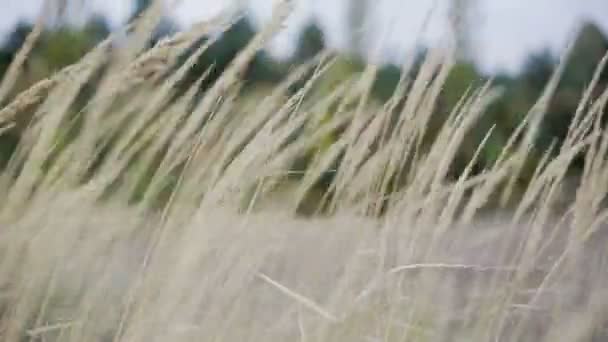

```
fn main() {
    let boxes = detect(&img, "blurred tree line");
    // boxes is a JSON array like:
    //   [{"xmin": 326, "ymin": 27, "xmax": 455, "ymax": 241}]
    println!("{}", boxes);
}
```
[{"xmin": 0, "ymin": 1, "xmax": 606, "ymax": 209}]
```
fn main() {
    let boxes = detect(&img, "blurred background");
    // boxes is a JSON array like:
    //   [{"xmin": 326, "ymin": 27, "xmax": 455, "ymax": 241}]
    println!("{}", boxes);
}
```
[
  {"xmin": 2, "ymin": 0, "xmax": 607, "ymax": 72},
  {"xmin": 0, "ymin": 0, "xmax": 607, "ymax": 202}
]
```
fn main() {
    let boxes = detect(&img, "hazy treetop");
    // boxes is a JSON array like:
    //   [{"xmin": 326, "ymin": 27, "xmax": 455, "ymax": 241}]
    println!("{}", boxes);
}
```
[{"xmin": 0, "ymin": 0, "xmax": 607, "ymax": 74}]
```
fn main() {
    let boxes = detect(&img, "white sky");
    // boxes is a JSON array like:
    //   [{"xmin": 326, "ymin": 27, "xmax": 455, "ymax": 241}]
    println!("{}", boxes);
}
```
[{"xmin": 0, "ymin": 0, "xmax": 607, "ymax": 74}]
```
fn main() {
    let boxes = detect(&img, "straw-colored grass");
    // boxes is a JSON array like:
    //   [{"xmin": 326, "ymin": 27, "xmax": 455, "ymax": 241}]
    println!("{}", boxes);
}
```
[{"xmin": 0, "ymin": 1, "xmax": 607, "ymax": 341}]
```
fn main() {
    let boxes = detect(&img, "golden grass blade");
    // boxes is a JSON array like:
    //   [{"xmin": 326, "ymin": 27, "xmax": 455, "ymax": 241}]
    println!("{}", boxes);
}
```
[{"xmin": 257, "ymin": 273, "xmax": 339, "ymax": 322}]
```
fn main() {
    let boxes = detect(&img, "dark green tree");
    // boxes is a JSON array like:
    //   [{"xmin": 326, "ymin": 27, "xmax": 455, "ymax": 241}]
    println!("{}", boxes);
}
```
[
  {"xmin": 131, "ymin": 0, "xmax": 153, "ymax": 20},
  {"xmin": 521, "ymin": 48, "xmax": 556, "ymax": 91},
  {"xmin": 177, "ymin": 16, "xmax": 283, "ymax": 97},
  {"xmin": 546, "ymin": 22, "xmax": 608, "ymax": 146},
  {"xmin": 3, "ymin": 21, "xmax": 34, "ymax": 54},
  {"xmin": 562, "ymin": 22, "xmax": 608, "ymax": 88},
  {"xmin": 294, "ymin": 21, "xmax": 325, "ymax": 62},
  {"xmin": 84, "ymin": 14, "xmax": 111, "ymax": 41}
]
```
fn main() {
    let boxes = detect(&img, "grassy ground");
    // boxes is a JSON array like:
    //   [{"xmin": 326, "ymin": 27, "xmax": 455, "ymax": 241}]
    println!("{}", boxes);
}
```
[{"xmin": 0, "ymin": 2, "xmax": 607, "ymax": 341}]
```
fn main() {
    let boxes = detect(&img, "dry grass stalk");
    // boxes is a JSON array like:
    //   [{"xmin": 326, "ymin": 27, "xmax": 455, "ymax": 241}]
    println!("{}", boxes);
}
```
[{"xmin": 0, "ymin": 2, "xmax": 607, "ymax": 341}]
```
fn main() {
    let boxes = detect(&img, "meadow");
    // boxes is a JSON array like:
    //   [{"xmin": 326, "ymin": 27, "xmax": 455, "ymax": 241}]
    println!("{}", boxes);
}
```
[{"xmin": 0, "ymin": 1, "xmax": 607, "ymax": 341}]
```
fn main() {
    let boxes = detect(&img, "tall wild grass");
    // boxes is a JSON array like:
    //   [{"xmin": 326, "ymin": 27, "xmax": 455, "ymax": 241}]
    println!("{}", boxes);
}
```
[{"xmin": 0, "ymin": 1, "xmax": 607, "ymax": 341}]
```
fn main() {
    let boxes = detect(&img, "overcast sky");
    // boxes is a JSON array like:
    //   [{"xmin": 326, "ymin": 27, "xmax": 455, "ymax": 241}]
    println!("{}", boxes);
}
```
[{"xmin": 1, "ymin": 0, "xmax": 607, "ymax": 74}]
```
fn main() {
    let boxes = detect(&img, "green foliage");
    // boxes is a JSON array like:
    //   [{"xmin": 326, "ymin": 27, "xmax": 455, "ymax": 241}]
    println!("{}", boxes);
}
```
[
  {"xmin": 442, "ymin": 62, "xmax": 482, "ymax": 111},
  {"xmin": 0, "ymin": 18, "xmax": 110, "ymax": 177},
  {"xmin": 548, "ymin": 22, "xmax": 608, "ymax": 145},
  {"xmin": 294, "ymin": 22, "xmax": 325, "ymax": 62},
  {"xmin": 372, "ymin": 64, "xmax": 401, "ymax": 101},
  {"xmin": 303, "ymin": 56, "xmax": 362, "ymax": 153},
  {"xmin": 0, "ymin": 10, "xmax": 607, "ymax": 211},
  {"xmin": 84, "ymin": 14, "xmax": 112, "ymax": 42},
  {"xmin": 310, "ymin": 56, "xmax": 362, "ymax": 101},
  {"xmin": 521, "ymin": 49, "xmax": 555, "ymax": 91},
  {"xmin": 177, "ymin": 17, "xmax": 283, "ymax": 96},
  {"xmin": 430, "ymin": 62, "xmax": 500, "ymax": 171},
  {"xmin": 35, "ymin": 28, "xmax": 98, "ymax": 71},
  {"xmin": 563, "ymin": 23, "xmax": 608, "ymax": 88},
  {"xmin": 2, "ymin": 21, "xmax": 34, "ymax": 53},
  {"xmin": 0, "ymin": 51, "xmax": 10, "ymax": 77}
]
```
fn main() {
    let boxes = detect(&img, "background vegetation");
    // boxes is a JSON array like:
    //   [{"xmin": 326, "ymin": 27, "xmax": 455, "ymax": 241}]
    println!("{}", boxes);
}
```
[{"xmin": 0, "ymin": 1, "xmax": 606, "ymax": 206}]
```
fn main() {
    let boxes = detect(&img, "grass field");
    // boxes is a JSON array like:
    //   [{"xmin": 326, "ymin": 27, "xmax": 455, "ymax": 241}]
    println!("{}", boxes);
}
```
[{"xmin": 0, "ymin": 2, "xmax": 607, "ymax": 341}]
